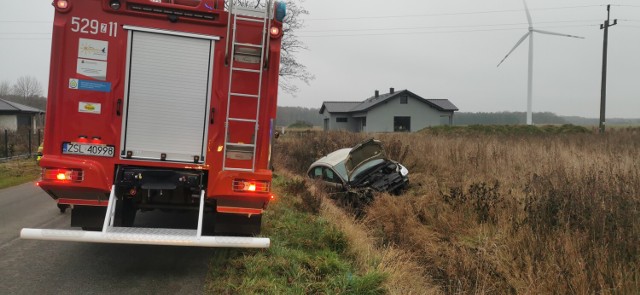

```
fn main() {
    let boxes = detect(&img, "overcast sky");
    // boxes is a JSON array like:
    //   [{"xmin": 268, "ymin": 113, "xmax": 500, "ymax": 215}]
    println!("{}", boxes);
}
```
[{"xmin": 1, "ymin": 0, "xmax": 639, "ymax": 118}]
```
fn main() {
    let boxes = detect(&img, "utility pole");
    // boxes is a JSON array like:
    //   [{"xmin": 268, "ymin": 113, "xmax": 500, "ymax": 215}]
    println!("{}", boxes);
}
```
[{"xmin": 599, "ymin": 5, "xmax": 617, "ymax": 134}]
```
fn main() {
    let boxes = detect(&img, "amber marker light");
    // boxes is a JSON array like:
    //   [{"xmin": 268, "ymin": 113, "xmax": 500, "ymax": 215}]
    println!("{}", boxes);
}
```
[
  {"xmin": 270, "ymin": 26, "xmax": 281, "ymax": 37},
  {"xmin": 53, "ymin": 0, "xmax": 72, "ymax": 12},
  {"xmin": 56, "ymin": 0, "xmax": 68, "ymax": 9}
]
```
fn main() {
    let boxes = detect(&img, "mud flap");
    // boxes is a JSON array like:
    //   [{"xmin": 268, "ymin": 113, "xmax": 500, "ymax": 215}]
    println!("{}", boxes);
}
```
[
  {"xmin": 214, "ymin": 213, "xmax": 262, "ymax": 236},
  {"xmin": 71, "ymin": 206, "xmax": 107, "ymax": 231}
]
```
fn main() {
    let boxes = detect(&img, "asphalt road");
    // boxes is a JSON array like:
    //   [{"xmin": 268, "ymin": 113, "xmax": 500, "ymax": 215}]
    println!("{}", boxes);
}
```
[{"xmin": 0, "ymin": 182, "xmax": 214, "ymax": 295}]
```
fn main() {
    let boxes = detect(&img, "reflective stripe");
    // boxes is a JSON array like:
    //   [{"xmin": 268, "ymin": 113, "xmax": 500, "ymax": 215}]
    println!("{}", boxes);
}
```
[
  {"xmin": 58, "ymin": 198, "xmax": 108, "ymax": 206},
  {"xmin": 217, "ymin": 206, "xmax": 263, "ymax": 215}
]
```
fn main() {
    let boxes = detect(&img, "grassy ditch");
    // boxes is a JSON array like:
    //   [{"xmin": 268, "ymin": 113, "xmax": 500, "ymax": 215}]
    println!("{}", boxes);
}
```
[
  {"xmin": 0, "ymin": 158, "xmax": 40, "ymax": 189},
  {"xmin": 205, "ymin": 176, "xmax": 386, "ymax": 295},
  {"xmin": 273, "ymin": 129, "xmax": 640, "ymax": 294}
]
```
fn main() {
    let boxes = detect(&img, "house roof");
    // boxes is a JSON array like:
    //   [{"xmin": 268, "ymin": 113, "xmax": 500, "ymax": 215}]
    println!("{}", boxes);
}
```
[
  {"xmin": 425, "ymin": 99, "xmax": 459, "ymax": 111},
  {"xmin": 320, "ymin": 89, "xmax": 458, "ymax": 114},
  {"xmin": 319, "ymin": 101, "xmax": 361, "ymax": 114},
  {"xmin": 0, "ymin": 98, "xmax": 44, "ymax": 113}
]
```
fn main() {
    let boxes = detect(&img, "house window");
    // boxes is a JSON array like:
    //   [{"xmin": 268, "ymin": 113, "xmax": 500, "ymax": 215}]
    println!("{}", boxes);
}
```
[
  {"xmin": 394, "ymin": 116, "xmax": 411, "ymax": 132},
  {"xmin": 336, "ymin": 117, "xmax": 348, "ymax": 123},
  {"xmin": 400, "ymin": 96, "xmax": 408, "ymax": 104}
]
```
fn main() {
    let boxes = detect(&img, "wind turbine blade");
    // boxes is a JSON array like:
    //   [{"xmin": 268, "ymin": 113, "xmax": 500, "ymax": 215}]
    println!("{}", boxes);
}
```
[
  {"xmin": 523, "ymin": 0, "xmax": 533, "ymax": 26},
  {"xmin": 497, "ymin": 32, "xmax": 530, "ymax": 67},
  {"xmin": 533, "ymin": 29, "xmax": 585, "ymax": 39}
]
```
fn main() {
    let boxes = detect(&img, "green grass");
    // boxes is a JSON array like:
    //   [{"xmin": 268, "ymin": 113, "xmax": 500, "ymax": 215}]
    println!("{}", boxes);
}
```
[
  {"xmin": 205, "ymin": 177, "xmax": 386, "ymax": 295},
  {"xmin": 0, "ymin": 158, "xmax": 40, "ymax": 189}
]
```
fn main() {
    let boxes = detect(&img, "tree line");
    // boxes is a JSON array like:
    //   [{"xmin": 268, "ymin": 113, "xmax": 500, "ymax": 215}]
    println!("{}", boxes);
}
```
[
  {"xmin": 0, "ymin": 76, "xmax": 47, "ymax": 111},
  {"xmin": 274, "ymin": 107, "xmax": 639, "ymax": 127}
]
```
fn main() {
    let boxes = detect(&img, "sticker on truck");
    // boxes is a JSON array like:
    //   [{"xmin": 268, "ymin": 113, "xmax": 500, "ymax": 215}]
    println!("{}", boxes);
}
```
[
  {"xmin": 77, "ymin": 58, "xmax": 107, "ymax": 81},
  {"xmin": 78, "ymin": 38, "xmax": 109, "ymax": 61},
  {"xmin": 69, "ymin": 79, "xmax": 112, "ymax": 92},
  {"xmin": 78, "ymin": 102, "xmax": 102, "ymax": 114}
]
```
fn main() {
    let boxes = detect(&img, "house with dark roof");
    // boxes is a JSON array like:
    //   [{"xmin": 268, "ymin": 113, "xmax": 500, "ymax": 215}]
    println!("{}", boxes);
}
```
[
  {"xmin": 0, "ymin": 98, "xmax": 45, "ymax": 132},
  {"xmin": 319, "ymin": 88, "xmax": 458, "ymax": 132}
]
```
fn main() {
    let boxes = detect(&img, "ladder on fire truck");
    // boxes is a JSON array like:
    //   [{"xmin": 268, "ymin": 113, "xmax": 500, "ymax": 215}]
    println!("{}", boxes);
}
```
[{"xmin": 222, "ymin": 0, "xmax": 272, "ymax": 172}]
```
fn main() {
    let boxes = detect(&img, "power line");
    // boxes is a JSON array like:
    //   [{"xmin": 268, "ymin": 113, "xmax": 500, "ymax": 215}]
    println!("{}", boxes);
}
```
[
  {"xmin": 305, "ymin": 5, "xmax": 605, "ymax": 21},
  {"xmin": 299, "ymin": 19, "xmax": 600, "ymax": 33},
  {"xmin": 0, "ymin": 38, "xmax": 51, "ymax": 40},
  {"xmin": 0, "ymin": 33, "xmax": 50, "ymax": 35},
  {"xmin": 0, "ymin": 21, "xmax": 51, "ymax": 23},
  {"xmin": 299, "ymin": 24, "xmax": 597, "ymax": 38}
]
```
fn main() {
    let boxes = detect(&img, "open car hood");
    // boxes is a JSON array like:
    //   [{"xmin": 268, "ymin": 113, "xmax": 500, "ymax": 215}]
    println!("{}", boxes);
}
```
[{"xmin": 345, "ymin": 139, "xmax": 387, "ymax": 180}]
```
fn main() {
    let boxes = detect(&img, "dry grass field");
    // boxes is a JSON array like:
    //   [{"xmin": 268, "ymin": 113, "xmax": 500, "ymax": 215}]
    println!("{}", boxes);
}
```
[{"xmin": 273, "ymin": 127, "xmax": 640, "ymax": 294}]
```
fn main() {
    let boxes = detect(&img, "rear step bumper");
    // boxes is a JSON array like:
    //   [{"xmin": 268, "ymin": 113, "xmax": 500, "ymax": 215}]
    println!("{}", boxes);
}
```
[
  {"xmin": 21, "ymin": 186, "xmax": 270, "ymax": 248},
  {"xmin": 20, "ymin": 228, "xmax": 270, "ymax": 248}
]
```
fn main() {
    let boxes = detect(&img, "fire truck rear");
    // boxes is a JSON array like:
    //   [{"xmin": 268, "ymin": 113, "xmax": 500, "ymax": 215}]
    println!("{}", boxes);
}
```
[{"xmin": 20, "ymin": 0, "xmax": 286, "ymax": 248}]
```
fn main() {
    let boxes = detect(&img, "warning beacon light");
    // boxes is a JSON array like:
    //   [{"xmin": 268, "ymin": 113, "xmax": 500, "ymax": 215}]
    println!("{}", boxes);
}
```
[{"xmin": 275, "ymin": 2, "xmax": 286, "ymax": 22}]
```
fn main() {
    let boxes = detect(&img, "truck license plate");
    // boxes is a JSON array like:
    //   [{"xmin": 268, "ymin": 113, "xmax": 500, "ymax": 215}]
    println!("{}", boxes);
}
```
[{"xmin": 62, "ymin": 142, "xmax": 115, "ymax": 157}]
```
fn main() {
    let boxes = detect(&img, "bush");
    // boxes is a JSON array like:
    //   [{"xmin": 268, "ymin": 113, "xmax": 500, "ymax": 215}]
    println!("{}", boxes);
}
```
[{"xmin": 287, "ymin": 120, "xmax": 314, "ymax": 129}]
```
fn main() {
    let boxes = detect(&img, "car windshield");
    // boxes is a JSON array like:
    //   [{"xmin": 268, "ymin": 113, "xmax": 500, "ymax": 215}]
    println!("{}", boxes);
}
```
[
  {"xmin": 332, "ymin": 161, "xmax": 348, "ymax": 181},
  {"xmin": 349, "ymin": 159, "xmax": 386, "ymax": 181}
]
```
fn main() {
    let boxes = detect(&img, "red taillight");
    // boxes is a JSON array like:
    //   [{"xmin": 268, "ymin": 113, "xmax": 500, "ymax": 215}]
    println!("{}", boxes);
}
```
[
  {"xmin": 43, "ymin": 168, "xmax": 84, "ymax": 182},
  {"xmin": 77, "ymin": 136, "xmax": 89, "ymax": 143},
  {"xmin": 232, "ymin": 179, "xmax": 270, "ymax": 193}
]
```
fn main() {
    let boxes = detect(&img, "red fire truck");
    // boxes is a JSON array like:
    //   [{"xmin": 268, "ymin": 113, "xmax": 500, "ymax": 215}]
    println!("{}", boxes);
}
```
[{"xmin": 20, "ymin": 0, "xmax": 286, "ymax": 248}]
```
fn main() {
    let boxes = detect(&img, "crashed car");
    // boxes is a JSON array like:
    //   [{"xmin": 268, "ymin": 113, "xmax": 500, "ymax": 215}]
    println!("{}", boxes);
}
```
[{"xmin": 307, "ymin": 139, "xmax": 409, "ymax": 194}]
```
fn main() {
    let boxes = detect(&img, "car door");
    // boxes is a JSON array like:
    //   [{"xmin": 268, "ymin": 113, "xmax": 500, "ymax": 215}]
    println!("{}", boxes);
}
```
[
  {"xmin": 308, "ymin": 165, "xmax": 344, "ymax": 191},
  {"xmin": 322, "ymin": 167, "xmax": 345, "ymax": 191}
]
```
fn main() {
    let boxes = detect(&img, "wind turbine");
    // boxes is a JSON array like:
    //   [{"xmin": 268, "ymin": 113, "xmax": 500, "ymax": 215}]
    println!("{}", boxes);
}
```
[{"xmin": 497, "ymin": 0, "xmax": 584, "ymax": 125}]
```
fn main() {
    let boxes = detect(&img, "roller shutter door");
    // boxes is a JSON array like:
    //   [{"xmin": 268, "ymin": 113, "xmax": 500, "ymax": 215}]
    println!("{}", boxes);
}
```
[{"xmin": 121, "ymin": 29, "xmax": 215, "ymax": 163}]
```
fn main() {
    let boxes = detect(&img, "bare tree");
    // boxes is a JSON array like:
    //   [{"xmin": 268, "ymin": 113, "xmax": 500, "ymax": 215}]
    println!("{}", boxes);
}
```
[
  {"xmin": 0, "ymin": 80, "xmax": 11, "ymax": 97},
  {"xmin": 278, "ymin": 0, "xmax": 313, "ymax": 94},
  {"xmin": 12, "ymin": 76, "xmax": 43, "ymax": 98},
  {"xmin": 231, "ymin": 0, "xmax": 314, "ymax": 94}
]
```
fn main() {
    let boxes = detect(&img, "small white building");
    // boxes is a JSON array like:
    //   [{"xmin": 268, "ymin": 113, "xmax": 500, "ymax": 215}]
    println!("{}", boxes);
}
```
[
  {"xmin": 320, "ymin": 89, "xmax": 458, "ymax": 132},
  {"xmin": 0, "ymin": 98, "xmax": 45, "ymax": 132}
]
